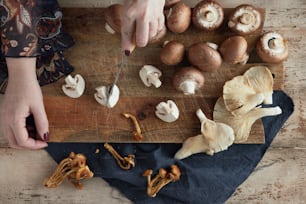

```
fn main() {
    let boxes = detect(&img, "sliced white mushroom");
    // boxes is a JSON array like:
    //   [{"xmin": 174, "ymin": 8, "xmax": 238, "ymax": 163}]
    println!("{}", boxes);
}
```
[
  {"xmin": 139, "ymin": 65, "xmax": 162, "ymax": 88},
  {"xmin": 155, "ymin": 100, "xmax": 179, "ymax": 123},
  {"xmin": 94, "ymin": 84, "xmax": 120, "ymax": 108},
  {"xmin": 62, "ymin": 74, "xmax": 85, "ymax": 98}
]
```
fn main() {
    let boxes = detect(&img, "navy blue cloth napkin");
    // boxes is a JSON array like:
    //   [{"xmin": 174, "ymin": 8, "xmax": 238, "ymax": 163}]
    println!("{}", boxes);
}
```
[{"xmin": 45, "ymin": 90, "xmax": 294, "ymax": 204}]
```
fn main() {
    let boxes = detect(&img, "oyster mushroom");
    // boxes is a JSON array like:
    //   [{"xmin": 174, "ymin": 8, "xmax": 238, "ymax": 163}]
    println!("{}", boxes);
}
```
[
  {"xmin": 160, "ymin": 40, "xmax": 185, "ymax": 65},
  {"xmin": 175, "ymin": 109, "xmax": 235, "ymax": 159},
  {"xmin": 62, "ymin": 74, "xmax": 85, "ymax": 98},
  {"xmin": 192, "ymin": 0, "xmax": 224, "ymax": 31},
  {"xmin": 155, "ymin": 100, "xmax": 180, "ymax": 122},
  {"xmin": 243, "ymin": 66, "xmax": 274, "ymax": 104},
  {"xmin": 213, "ymin": 97, "xmax": 282, "ymax": 143},
  {"xmin": 94, "ymin": 84, "xmax": 120, "ymax": 108},
  {"xmin": 165, "ymin": 2, "xmax": 191, "ymax": 33},
  {"xmin": 228, "ymin": 4, "xmax": 261, "ymax": 35},
  {"xmin": 172, "ymin": 66, "xmax": 205, "ymax": 95},
  {"xmin": 104, "ymin": 4, "xmax": 122, "ymax": 34},
  {"xmin": 256, "ymin": 31, "xmax": 289, "ymax": 63},
  {"xmin": 223, "ymin": 75, "xmax": 265, "ymax": 116},
  {"xmin": 188, "ymin": 42, "xmax": 222, "ymax": 72},
  {"xmin": 139, "ymin": 65, "xmax": 162, "ymax": 88},
  {"xmin": 219, "ymin": 35, "xmax": 249, "ymax": 65}
]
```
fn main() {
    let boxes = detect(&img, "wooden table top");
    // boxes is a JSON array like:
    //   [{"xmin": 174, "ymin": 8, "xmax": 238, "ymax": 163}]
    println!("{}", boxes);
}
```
[{"xmin": 0, "ymin": 0, "xmax": 305, "ymax": 203}]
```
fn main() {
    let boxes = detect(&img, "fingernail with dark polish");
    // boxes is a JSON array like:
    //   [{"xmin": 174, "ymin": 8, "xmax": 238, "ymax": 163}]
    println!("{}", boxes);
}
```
[
  {"xmin": 124, "ymin": 50, "xmax": 130, "ymax": 56},
  {"xmin": 43, "ymin": 132, "xmax": 49, "ymax": 141}
]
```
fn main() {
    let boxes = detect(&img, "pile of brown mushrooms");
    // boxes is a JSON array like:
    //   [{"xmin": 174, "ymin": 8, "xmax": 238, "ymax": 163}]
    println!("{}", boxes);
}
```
[{"xmin": 44, "ymin": 152, "xmax": 94, "ymax": 189}]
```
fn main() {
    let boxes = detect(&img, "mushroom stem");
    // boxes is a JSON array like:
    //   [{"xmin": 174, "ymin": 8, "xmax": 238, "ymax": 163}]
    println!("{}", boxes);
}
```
[
  {"xmin": 104, "ymin": 143, "xmax": 135, "ymax": 170},
  {"xmin": 122, "ymin": 113, "xmax": 144, "ymax": 141},
  {"xmin": 179, "ymin": 80, "xmax": 197, "ymax": 95},
  {"xmin": 240, "ymin": 13, "xmax": 254, "ymax": 25},
  {"xmin": 64, "ymin": 75, "xmax": 77, "ymax": 89},
  {"xmin": 147, "ymin": 73, "xmax": 162, "ymax": 88},
  {"xmin": 196, "ymin": 109, "xmax": 208, "ymax": 122},
  {"xmin": 104, "ymin": 23, "xmax": 116, "ymax": 34},
  {"xmin": 268, "ymin": 37, "xmax": 284, "ymax": 49},
  {"xmin": 204, "ymin": 11, "xmax": 215, "ymax": 22}
]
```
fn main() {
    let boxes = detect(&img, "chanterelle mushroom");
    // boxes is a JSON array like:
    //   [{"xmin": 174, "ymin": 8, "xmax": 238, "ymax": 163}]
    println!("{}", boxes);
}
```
[
  {"xmin": 188, "ymin": 42, "xmax": 222, "ymax": 72},
  {"xmin": 223, "ymin": 75, "xmax": 265, "ymax": 116},
  {"xmin": 165, "ymin": 2, "xmax": 191, "ymax": 33},
  {"xmin": 213, "ymin": 97, "xmax": 282, "ymax": 143},
  {"xmin": 104, "ymin": 4, "xmax": 122, "ymax": 34},
  {"xmin": 219, "ymin": 36, "xmax": 249, "ymax": 65},
  {"xmin": 256, "ymin": 31, "xmax": 289, "ymax": 63},
  {"xmin": 62, "ymin": 74, "xmax": 85, "ymax": 98},
  {"xmin": 139, "ymin": 65, "xmax": 162, "ymax": 88},
  {"xmin": 175, "ymin": 109, "xmax": 235, "ymax": 159},
  {"xmin": 192, "ymin": 0, "xmax": 224, "ymax": 31},
  {"xmin": 155, "ymin": 100, "xmax": 180, "ymax": 122},
  {"xmin": 243, "ymin": 66, "xmax": 274, "ymax": 104},
  {"xmin": 228, "ymin": 4, "xmax": 261, "ymax": 35},
  {"xmin": 94, "ymin": 84, "xmax": 120, "ymax": 108},
  {"xmin": 172, "ymin": 66, "xmax": 205, "ymax": 95}
]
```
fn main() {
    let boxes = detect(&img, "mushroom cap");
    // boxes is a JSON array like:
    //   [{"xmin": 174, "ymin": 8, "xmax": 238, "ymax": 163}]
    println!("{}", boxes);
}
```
[
  {"xmin": 160, "ymin": 40, "xmax": 185, "ymax": 65},
  {"xmin": 223, "ymin": 75, "xmax": 265, "ymax": 116},
  {"xmin": 256, "ymin": 31, "xmax": 289, "ymax": 63},
  {"xmin": 219, "ymin": 35, "xmax": 249, "ymax": 64},
  {"xmin": 243, "ymin": 66, "xmax": 274, "ymax": 104},
  {"xmin": 172, "ymin": 66, "xmax": 205, "ymax": 94},
  {"xmin": 228, "ymin": 4, "xmax": 261, "ymax": 35},
  {"xmin": 94, "ymin": 84, "xmax": 120, "ymax": 108},
  {"xmin": 149, "ymin": 25, "xmax": 167, "ymax": 44},
  {"xmin": 104, "ymin": 4, "xmax": 122, "ymax": 33},
  {"xmin": 214, "ymin": 97, "xmax": 282, "ymax": 143},
  {"xmin": 188, "ymin": 42, "xmax": 222, "ymax": 72},
  {"xmin": 165, "ymin": 2, "xmax": 191, "ymax": 34},
  {"xmin": 192, "ymin": 0, "xmax": 224, "ymax": 31}
]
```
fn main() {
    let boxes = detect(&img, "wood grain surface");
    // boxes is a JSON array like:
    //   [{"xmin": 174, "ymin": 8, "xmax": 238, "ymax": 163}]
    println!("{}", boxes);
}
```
[{"xmin": 43, "ymin": 7, "xmax": 284, "ymax": 143}]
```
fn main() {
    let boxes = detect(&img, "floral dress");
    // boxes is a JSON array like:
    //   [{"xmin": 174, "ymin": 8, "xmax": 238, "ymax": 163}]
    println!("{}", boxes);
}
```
[{"xmin": 0, "ymin": 0, "xmax": 74, "ymax": 93}]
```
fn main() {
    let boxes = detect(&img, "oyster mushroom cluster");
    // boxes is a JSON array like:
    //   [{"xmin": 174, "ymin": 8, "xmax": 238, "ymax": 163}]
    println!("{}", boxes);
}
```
[{"xmin": 214, "ymin": 66, "xmax": 282, "ymax": 143}]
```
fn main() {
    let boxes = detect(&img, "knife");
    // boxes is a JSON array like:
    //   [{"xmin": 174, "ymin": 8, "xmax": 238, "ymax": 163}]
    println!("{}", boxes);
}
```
[{"xmin": 108, "ymin": 52, "xmax": 126, "ymax": 100}]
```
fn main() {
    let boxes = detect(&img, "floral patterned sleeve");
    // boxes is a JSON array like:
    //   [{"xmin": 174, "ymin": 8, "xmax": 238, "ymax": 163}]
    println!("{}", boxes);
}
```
[{"xmin": 0, "ymin": 0, "xmax": 75, "ymax": 92}]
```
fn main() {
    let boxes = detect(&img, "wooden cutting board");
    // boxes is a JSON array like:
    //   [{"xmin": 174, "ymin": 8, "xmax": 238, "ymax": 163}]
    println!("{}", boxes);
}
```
[{"xmin": 42, "ymin": 7, "xmax": 284, "ymax": 143}]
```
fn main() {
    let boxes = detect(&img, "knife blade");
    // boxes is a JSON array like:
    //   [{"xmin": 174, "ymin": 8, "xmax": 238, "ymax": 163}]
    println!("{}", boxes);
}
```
[{"xmin": 108, "ymin": 52, "xmax": 126, "ymax": 100}]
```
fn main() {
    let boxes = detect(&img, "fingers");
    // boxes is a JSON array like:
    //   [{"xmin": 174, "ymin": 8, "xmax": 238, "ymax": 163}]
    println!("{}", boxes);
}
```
[
  {"xmin": 136, "ymin": 18, "xmax": 150, "ymax": 47},
  {"xmin": 12, "ymin": 115, "xmax": 48, "ymax": 150},
  {"xmin": 31, "ymin": 106, "xmax": 49, "ymax": 142},
  {"xmin": 121, "ymin": 5, "xmax": 136, "ymax": 53},
  {"xmin": 3, "ymin": 127, "xmax": 24, "ymax": 149}
]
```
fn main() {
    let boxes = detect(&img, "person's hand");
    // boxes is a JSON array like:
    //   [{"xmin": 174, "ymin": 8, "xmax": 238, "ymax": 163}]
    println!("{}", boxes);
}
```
[
  {"xmin": 121, "ymin": 0, "xmax": 165, "ymax": 55},
  {"xmin": 0, "ymin": 58, "xmax": 49, "ymax": 149}
]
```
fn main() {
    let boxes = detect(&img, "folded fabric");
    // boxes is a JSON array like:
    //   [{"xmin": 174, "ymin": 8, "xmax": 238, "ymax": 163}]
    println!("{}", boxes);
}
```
[{"xmin": 45, "ymin": 90, "xmax": 294, "ymax": 204}]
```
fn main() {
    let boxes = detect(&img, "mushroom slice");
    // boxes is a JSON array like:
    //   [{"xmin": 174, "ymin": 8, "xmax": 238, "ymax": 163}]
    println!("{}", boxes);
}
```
[
  {"xmin": 174, "ymin": 109, "xmax": 235, "ymax": 159},
  {"xmin": 256, "ymin": 31, "xmax": 289, "ymax": 63},
  {"xmin": 213, "ymin": 97, "xmax": 282, "ymax": 143},
  {"xmin": 165, "ymin": 2, "xmax": 191, "ymax": 33},
  {"xmin": 192, "ymin": 0, "xmax": 224, "ymax": 31},
  {"xmin": 104, "ymin": 4, "xmax": 122, "ymax": 34},
  {"xmin": 139, "ymin": 65, "xmax": 162, "ymax": 88},
  {"xmin": 172, "ymin": 66, "xmax": 205, "ymax": 95},
  {"xmin": 160, "ymin": 40, "xmax": 185, "ymax": 66},
  {"xmin": 62, "ymin": 74, "xmax": 85, "ymax": 98},
  {"xmin": 223, "ymin": 75, "xmax": 265, "ymax": 116},
  {"xmin": 228, "ymin": 4, "xmax": 261, "ymax": 35},
  {"xmin": 94, "ymin": 84, "xmax": 120, "ymax": 108},
  {"xmin": 188, "ymin": 42, "xmax": 222, "ymax": 72},
  {"xmin": 155, "ymin": 100, "xmax": 179, "ymax": 122},
  {"xmin": 243, "ymin": 66, "xmax": 274, "ymax": 104},
  {"xmin": 219, "ymin": 36, "xmax": 249, "ymax": 65}
]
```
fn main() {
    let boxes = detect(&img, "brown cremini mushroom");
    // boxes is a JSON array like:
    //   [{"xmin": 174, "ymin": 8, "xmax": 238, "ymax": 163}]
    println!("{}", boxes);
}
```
[
  {"xmin": 165, "ymin": 2, "xmax": 191, "ymax": 33},
  {"xmin": 192, "ymin": 0, "xmax": 224, "ymax": 31},
  {"xmin": 104, "ymin": 4, "xmax": 122, "ymax": 34},
  {"xmin": 256, "ymin": 31, "xmax": 289, "ymax": 63},
  {"xmin": 219, "ymin": 35, "xmax": 249, "ymax": 65},
  {"xmin": 173, "ymin": 66, "xmax": 205, "ymax": 95},
  {"xmin": 160, "ymin": 40, "xmax": 185, "ymax": 65},
  {"xmin": 228, "ymin": 4, "xmax": 261, "ymax": 35},
  {"xmin": 188, "ymin": 42, "xmax": 222, "ymax": 72}
]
